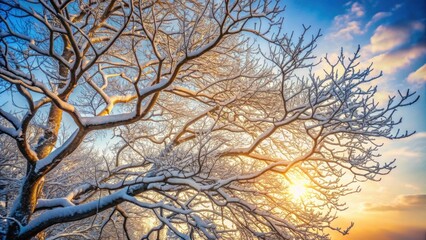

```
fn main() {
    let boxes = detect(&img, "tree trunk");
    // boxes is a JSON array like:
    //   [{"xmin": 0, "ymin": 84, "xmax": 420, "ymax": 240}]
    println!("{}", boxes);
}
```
[
  {"xmin": 4, "ymin": 39, "xmax": 72, "ymax": 239},
  {"xmin": 6, "ymin": 169, "xmax": 44, "ymax": 239}
]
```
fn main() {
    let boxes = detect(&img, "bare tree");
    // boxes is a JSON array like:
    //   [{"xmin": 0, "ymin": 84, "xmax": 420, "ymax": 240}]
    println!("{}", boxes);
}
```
[{"xmin": 0, "ymin": 0, "xmax": 418, "ymax": 239}]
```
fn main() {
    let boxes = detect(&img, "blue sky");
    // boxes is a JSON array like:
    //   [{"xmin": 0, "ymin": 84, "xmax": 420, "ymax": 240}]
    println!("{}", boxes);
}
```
[
  {"xmin": 284, "ymin": 1, "xmax": 426, "ymax": 132},
  {"xmin": 281, "ymin": 1, "xmax": 426, "ymax": 239}
]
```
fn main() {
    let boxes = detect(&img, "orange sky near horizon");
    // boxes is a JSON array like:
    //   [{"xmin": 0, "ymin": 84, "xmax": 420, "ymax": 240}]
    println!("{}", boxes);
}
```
[{"xmin": 327, "ymin": 134, "xmax": 426, "ymax": 239}]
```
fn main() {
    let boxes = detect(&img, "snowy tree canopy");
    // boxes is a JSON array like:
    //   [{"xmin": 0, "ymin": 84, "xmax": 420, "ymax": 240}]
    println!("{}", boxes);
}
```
[{"xmin": 0, "ymin": 0, "xmax": 418, "ymax": 239}]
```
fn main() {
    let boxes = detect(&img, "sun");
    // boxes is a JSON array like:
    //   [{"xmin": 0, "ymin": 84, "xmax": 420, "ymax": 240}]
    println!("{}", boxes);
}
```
[{"xmin": 289, "ymin": 183, "xmax": 307, "ymax": 199}]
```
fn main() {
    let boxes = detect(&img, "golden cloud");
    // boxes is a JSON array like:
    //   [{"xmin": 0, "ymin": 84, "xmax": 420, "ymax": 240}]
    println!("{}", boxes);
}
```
[
  {"xmin": 407, "ymin": 64, "xmax": 426, "ymax": 84},
  {"xmin": 370, "ymin": 45, "xmax": 426, "ymax": 74}
]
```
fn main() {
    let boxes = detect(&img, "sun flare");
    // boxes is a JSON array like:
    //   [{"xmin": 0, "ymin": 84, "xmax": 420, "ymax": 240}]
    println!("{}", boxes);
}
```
[{"xmin": 289, "ymin": 183, "xmax": 307, "ymax": 199}]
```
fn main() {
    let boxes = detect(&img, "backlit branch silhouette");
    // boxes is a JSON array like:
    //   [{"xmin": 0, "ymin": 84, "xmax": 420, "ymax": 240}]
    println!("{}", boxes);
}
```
[{"xmin": 0, "ymin": 0, "xmax": 418, "ymax": 239}]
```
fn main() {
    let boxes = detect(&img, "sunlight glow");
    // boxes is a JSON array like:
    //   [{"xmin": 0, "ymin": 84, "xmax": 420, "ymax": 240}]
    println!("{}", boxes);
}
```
[{"xmin": 289, "ymin": 183, "xmax": 307, "ymax": 199}]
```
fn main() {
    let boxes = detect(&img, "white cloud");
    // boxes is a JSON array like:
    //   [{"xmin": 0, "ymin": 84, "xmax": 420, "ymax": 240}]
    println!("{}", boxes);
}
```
[
  {"xmin": 368, "ymin": 26, "xmax": 408, "ymax": 53},
  {"xmin": 364, "ymin": 21, "xmax": 425, "ymax": 54},
  {"xmin": 330, "ymin": 21, "xmax": 363, "ymax": 40},
  {"xmin": 350, "ymin": 2, "xmax": 365, "ymax": 17},
  {"xmin": 407, "ymin": 64, "xmax": 426, "ymax": 84},
  {"xmin": 369, "ymin": 45, "xmax": 426, "ymax": 74},
  {"xmin": 358, "ymin": 21, "xmax": 426, "ymax": 87},
  {"xmin": 366, "ymin": 12, "xmax": 392, "ymax": 29},
  {"xmin": 383, "ymin": 146, "xmax": 422, "ymax": 158},
  {"xmin": 392, "ymin": 3, "xmax": 403, "ymax": 11},
  {"xmin": 327, "ymin": 2, "xmax": 365, "ymax": 40}
]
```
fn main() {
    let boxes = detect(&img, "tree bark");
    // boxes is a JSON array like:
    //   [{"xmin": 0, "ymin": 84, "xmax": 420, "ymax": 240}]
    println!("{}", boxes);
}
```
[
  {"xmin": 4, "ymin": 38, "xmax": 72, "ymax": 240},
  {"xmin": 6, "ymin": 170, "xmax": 44, "ymax": 239}
]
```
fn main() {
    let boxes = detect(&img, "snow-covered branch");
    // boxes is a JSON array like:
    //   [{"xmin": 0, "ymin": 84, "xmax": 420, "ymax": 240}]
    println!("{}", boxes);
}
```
[{"xmin": 0, "ymin": 0, "xmax": 419, "ymax": 239}]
